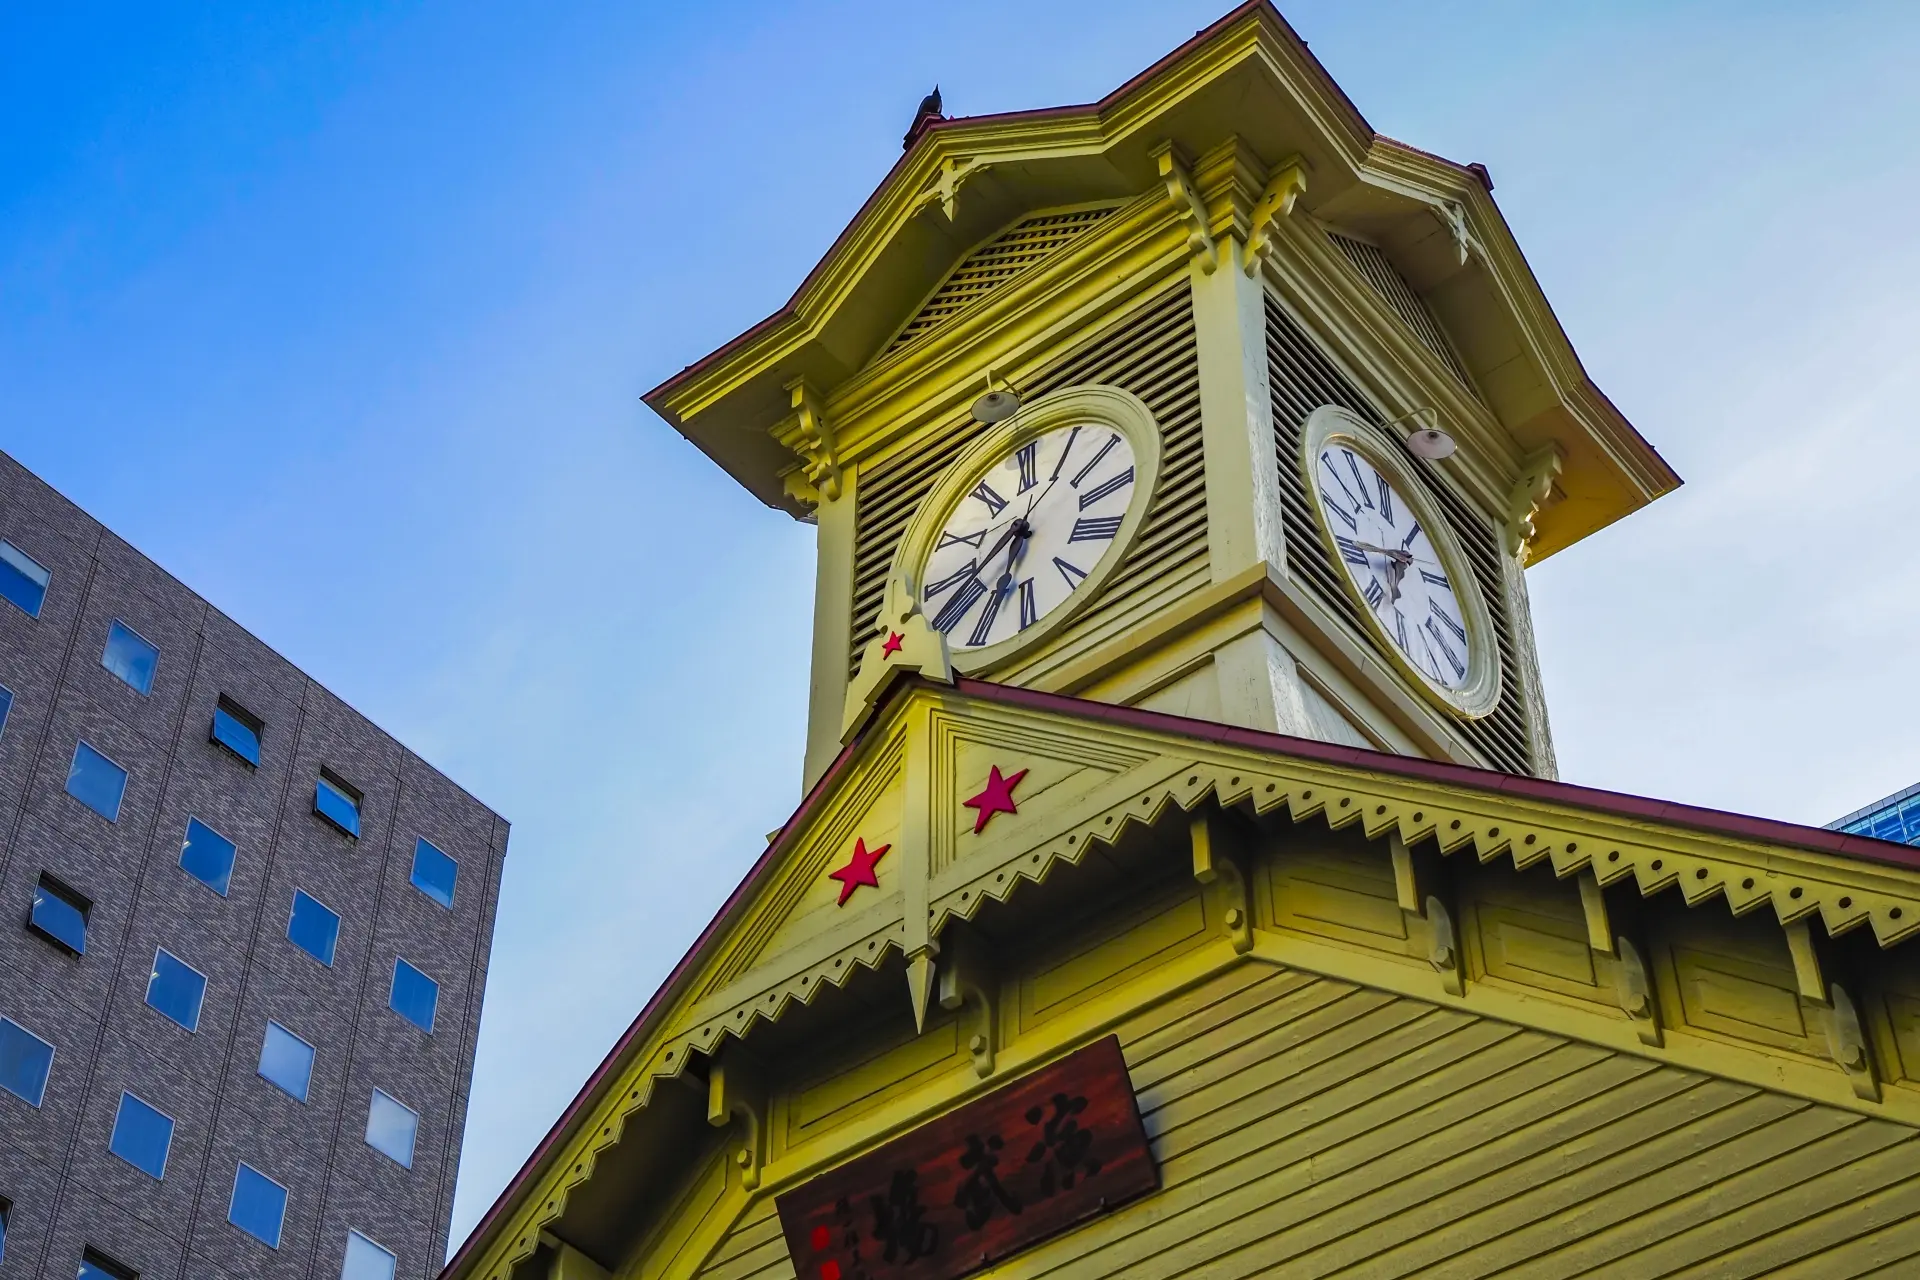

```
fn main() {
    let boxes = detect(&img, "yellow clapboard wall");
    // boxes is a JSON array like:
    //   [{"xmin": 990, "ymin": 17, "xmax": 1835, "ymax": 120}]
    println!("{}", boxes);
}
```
[{"xmin": 687, "ymin": 961, "xmax": 1920, "ymax": 1280}]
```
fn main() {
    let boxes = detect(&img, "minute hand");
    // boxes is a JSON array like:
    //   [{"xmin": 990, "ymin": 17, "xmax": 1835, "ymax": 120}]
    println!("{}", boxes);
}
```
[{"xmin": 1354, "ymin": 542, "xmax": 1412, "ymax": 564}]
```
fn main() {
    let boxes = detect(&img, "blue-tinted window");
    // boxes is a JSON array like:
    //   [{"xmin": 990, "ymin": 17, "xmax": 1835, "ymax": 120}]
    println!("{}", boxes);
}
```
[
  {"xmin": 179, "ymin": 817, "xmax": 237, "ymax": 896},
  {"xmin": 79, "ymin": 1247, "xmax": 138, "ymax": 1280},
  {"xmin": 0, "ymin": 541, "xmax": 49, "ymax": 618},
  {"xmin": 389, "ymin": 959, "xmax": 438, "ymax": 1033},
  {"xmin": 0, "ymin": 1196, "xmax": 8, "ymax": 1263},
  {"xmin": 146, "ymin": 948, "xmax": 207, "ymax": 1032},
  {"xmin": 101, "ymin": 620, "xmax": 159, "ymax": 695},
  {"xmin": 211, "ymin": 695, "xmax": 262, "ymax": 766},
  {"xmin": 109, "ymin": 1091, "xmax": 173, "ymax": 1179},
  {"xmin": 66, "ymin": 741, "xmax": 128, "ymax": 821},
  {"xmin": 1841, "ymin": 791, "xmax": 1920, "ymax": 847},
  {"xmin": 0, "ymin": 1015, "xmax": 54, "ymax": 1106},
  {"xmin": 364, "ymin": 1088, "xmax": 418, "ymax": 1168},
  {"xmin": 314, "ymin": 773, "xmax": 360, "ymax": 837},
  {"xmin": 409, "ymin": 838, "xmax": 457, "ymax": 909},
  {"xmin": 0, "ymin": 684, "xmax": 12, "ymax": 740},
  {"xmin": 258, "ymin": 1021, "xmax": 314, "ymax": 1102},
  {"xmin": 29, "ymin": 874, "xmax": 88, "ymax": 954},
  {"xmin": 229, "ymin": 1161, "xmax": 288, "ymax": 1248},
  {"xmin": 342, "ymin": 1231, "xmax": 397, "ymax": 1280},
  {"xmin": 288, "ymin": 890, "xmax": 340, "ymax": 966}
]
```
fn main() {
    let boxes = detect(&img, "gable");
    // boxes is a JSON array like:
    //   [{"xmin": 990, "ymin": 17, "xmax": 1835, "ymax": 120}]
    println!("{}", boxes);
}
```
[{"xmin": 450, "ymin": 679, "xmax": 1920, "ymax": 1280}]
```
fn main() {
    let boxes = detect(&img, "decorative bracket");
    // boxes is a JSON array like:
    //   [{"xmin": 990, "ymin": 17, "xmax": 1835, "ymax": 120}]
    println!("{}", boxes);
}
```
[
  {"xmin": 1434, "ymin": 199, "xmax": 1485, "ymax": 268},
  {"xmin": 937, "ymin": 926, "xmax": 998, "ymax": 1078},
  {"xmin": 1191, "ymin": 809, "xmax": 1253, "ymax": 954},
  {"xmin": 913, "ymin": 155, "xmax": 994, "ymax": 221},
  {"xmin": 706, "ymin": 1049, "xmax": 767, "ymax": 1190},
  {"xmin": 1424, "ymin": 894, "xmax": 1464, "ymax": 996},
  {"xmin": 1242, "ymin": 155, "xmax": 1308, "ymax": 277},
  {"xmin": 1505, "ymin": 445, "xmax": 1564, "ymax": 564},
  {"xmin": 1827, "ymin": 982, "xmax": 1879, "ymax": 1101},
  {"xmin": 1150, "ymin": 142, "xmax": 1217, "ymax": 275},
  {"xmin": 841, "ymin": 571, "xmax": 954, "ymax": 745},
  {"xmin": 777, "ymin": 378, "xmax": 841, "ymax": 507},
  {"xmin": 1578, "ymin": 874, "xmax": 1614, "ymax": 956},
  {"xmin": 1785, "ymin": 921, "xmax": 1827, "ymax": 1004},
  {"xmin": 1613, "ymin": 935, "xmax": 1662, "ymax": 1047}
]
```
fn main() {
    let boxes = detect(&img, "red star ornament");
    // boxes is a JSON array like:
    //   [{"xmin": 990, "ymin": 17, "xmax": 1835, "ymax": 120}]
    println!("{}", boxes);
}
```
[
  {"xmin": 881, "ymin": 630, "xmax": 904, "ymax": 657},
  {"xmin": 963, "ymin": 765, "xmax": 1028, "ymax": 834},
  {"xmin": 827, "ymin": 837, "xmax": 891, "ymax": 906}
]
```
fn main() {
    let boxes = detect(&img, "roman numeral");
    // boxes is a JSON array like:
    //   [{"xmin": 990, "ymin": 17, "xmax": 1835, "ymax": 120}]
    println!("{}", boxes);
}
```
[
  {"xmin": 1320, "ymin": 493, "xmax": 1358, "ymax": 532},
  {"xmin": 1343, "ymin": 450, "xmax": 1374, "ymax": 509},
  {"xmin": 1015, "ymin": 442, "xmax": 1039, "ymax": 493},
  {"xmin": 968, "ymin": 582, "xmax": 1008, "ymax": 647},
  {"xmin": 936, "ymin": 529, "xmax": 986, "ymax": 552},
  {"xmin": 924, "ymin": 560, "xmax": 979, "ymax": 600},
  {"xmin": 1362, "ymin": 577, "xmax": 1385, "ymax": 609},
  {"xmin": 1376, "ymin": 474, "xmax": 1393, "ymax": 523},
  {"xmin": 1419, "ymin": 568, "xmax": 1450, "ymax": 589},
  {"xmin": 1049, "ymin": 426, "xmax": 1082, "ymax": 481},
  {"xmin": 1394, "ymin": 608, "xmax": 1409, "ymax": 651},
  {"xmin": 1425, "ymin": 618, "xmax": 1467, "ymax": 677},
  {"xmin": 1418, "ymin": 630, "xmax": 1443, "ymax": 681},
  {"xmin": 1333, "ymin": 535, "xmax": 1370, "ymax": 568},
  {"xmin": 1053, "ymin": 556, "xmax": 1088, "ymax": 589},
  {"xmin": 1077, "ymin": 467, "xmax": 1133, "ymax": 509},
  {"xmin": 1069, "ymin": 516, "xmax": 1123, "ymax": 542},
  {"xmin": 1017, "ymin": 578, "xmax": 1037, "ymax": 630},
  {"xmin": 970, "ymin": 481, "xmax": 1008, "ymax": 516},
  {"xmin": 1320, "ymin": 456, "xmax": 1363, "ymax": 511},
  {"xmin": 1401, "ymin": 522, "xmax": 1422, "ymax": 550},
  {"xmin": 1071, "ymin": 434, "xmax": 1121, "ymax": 487},
  {"xmin": 931, "ymin": 577, "xmax": 988, "ymax": 634},
  {"xmin": 1429, "ymin": 598, "xmax": 1468, "ymax": 643}
]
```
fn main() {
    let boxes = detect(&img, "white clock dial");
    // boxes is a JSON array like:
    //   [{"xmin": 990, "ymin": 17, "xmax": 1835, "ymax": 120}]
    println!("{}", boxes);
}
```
[
  {"xmin": 1314, "ymin": 443, "xmax": 1475, "ymax": 690},
  {"xmin": 921, "ymin": 423, "xmax": 1138, "ymax": 651}
]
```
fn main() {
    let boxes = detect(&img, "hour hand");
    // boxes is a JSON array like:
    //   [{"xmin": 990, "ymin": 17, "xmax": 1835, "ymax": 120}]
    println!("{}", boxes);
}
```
[{"xmin": 1355, "ymin": 541, "xmax": 1412, "ymax": 564}]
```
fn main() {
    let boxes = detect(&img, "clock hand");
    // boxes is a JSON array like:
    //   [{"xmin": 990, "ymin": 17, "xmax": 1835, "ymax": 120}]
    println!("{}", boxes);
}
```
[{"xmin": 1354, "ymin": 541, "xmax": 1413, "ymax": 564}]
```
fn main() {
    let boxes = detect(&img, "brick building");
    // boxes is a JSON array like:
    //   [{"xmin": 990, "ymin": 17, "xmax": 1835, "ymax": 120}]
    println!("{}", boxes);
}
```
[{"xmin": 0, "ymin": 449, "xmax": 507, "ymax": 1280}]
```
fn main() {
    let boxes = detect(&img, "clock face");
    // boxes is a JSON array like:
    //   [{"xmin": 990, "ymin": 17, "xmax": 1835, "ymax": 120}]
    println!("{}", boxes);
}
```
[
  {"xmin": 1313, "ymin": 443, "xmax": 1475, "ymax": 691},
  {"xmin": 921, "ymin": 423, "xmax": 1139, "ymax": 651}
]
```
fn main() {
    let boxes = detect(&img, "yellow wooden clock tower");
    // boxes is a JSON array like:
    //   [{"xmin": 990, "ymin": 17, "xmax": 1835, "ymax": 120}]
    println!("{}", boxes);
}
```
[{"xmin": 448, "ymin": 7, "xmax": 1920, "ymax": 1280}]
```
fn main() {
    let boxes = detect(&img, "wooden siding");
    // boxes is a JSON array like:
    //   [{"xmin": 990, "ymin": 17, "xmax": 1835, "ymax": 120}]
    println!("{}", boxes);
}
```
[{"xmin": 690, "ymin": 964, "xmax": 1920, "ymax": 1280}]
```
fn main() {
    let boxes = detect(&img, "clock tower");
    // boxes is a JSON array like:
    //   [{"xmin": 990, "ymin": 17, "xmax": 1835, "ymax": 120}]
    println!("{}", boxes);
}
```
[
  {"xmin": 644, "ymin": 22, "xmax": 1676, "ymax": 789},
  {"xmin": 449, "ymin": 9, "xmax": 1920, "ymax": 1280}
]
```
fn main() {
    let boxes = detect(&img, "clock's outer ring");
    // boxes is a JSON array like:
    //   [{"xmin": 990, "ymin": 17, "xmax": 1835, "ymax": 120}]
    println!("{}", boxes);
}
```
[
  {"xmin": 892, "ymin": 384, "xmax": 1163, "ymax": 675},
  {"xmin": 1300, "ymin": 405, "xmax": 1502, "ymax": 720}
]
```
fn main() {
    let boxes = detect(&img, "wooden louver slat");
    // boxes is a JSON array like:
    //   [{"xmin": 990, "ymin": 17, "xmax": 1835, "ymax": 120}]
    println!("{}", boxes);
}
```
[
  {"xmin": 1325, "ymin": 230, "xmax": 1477, "ymax": 394},
  {"xmin": 888, "ymin": 208, "xmax": 1117, "ymax": 354},
  {"xmin": 1265, "ymin": 293, "xmax": 1536, "ymax": 775}
]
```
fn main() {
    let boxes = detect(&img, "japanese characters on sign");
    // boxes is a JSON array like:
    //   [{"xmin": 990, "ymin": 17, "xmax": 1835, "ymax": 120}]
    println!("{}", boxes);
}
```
[{"xmin": 776, "ymin": 1037, "xmax": 1157, "ymax": 1280}]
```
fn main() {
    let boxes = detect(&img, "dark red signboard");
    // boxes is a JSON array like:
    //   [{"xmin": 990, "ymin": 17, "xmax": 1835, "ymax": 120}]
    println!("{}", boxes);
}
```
[{"xmin": 776, "ymin": 1036, "xmax": 1157, "ymax": 1280}]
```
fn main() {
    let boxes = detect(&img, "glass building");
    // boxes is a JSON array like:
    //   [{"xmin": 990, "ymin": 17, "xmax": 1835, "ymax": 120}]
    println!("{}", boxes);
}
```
[{"xmin": 1829, "ymin": 782, "xmax": 1920, "ymax": 847}]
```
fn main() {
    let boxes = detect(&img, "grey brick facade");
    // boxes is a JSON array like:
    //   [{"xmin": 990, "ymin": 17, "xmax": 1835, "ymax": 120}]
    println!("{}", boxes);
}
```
[{"xmin": 0, "ymin": 450, "xmax": 508, "ymax": 1279}]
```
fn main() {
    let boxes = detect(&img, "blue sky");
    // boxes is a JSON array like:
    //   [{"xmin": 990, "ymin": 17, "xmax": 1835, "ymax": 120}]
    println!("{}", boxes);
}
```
[{"xmin": 6, "ymin": 0, "xmax": 1920, "ymax": 1252}]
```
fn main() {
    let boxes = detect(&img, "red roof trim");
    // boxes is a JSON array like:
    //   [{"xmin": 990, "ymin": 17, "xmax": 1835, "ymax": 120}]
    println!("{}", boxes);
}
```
[{"xmin": 443, "ymin": 674, "xmax": 1915, "ymax": 1276}]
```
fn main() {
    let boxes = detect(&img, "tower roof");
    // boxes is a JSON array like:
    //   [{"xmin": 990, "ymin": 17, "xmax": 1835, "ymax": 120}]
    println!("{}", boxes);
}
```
[{"xmin": 644, "ymin": 0, "xmax": 1677, "ymax": 562}]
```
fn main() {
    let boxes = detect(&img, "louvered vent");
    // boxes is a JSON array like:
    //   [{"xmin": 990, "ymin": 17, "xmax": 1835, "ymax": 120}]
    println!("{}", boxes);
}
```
[
  {"xmin": 888, "ymin": 208, "xmax": 1117, "ymax": 353},
  {"xmin": 852, "ymin": 284, "xmax": 1203, "ymax": 673},
  {"xmin": 1265, "ymin": 293, "xmax": 1536, "ymax": 776},
  {"xmin": 1325, "ymin": 230, "xmax": 1476, "ymax": 393}
]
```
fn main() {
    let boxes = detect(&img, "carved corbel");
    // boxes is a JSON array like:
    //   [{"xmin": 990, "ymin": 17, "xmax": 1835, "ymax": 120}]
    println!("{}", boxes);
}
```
[
  {"xmin": 1434, "ymin": 199, "xmax": 1485, "ymax": 268},
  {"xmin": 1505, "ymin": 445, "xmax": 1564, "ymax": 564},
  {"xmin": 1242, "ymin": 155, "xmax": 1308, "ymax": 277},
  {"xmin": 776, "ymin": 378, "xmax": 841, "ymax": 506},
  {"xmin": 1190, "ymin": 809, "xmax": 1253, "ymax": 953},
  {"xmin": 539, "ymin": 1235, "xmax": 612, "ymax": 1280},
  {"xmin": 937, "ymin": 927, "xmax": 998, "ymax": 1078},
  {"xmin": 1785, "ymin": 921, "xmax": 1827, "ymax": 1004},
  {"xmin": 1150, "ymin": 142, "xmax": 1217, "ymax": 275},
  {"xmin": 706, "ymin": 1049, "xmax": 767, "ymax": 1190},
  {"xmin": 841, "ymin": 570, "xmax": 954, "ymax": 745},
  {"xmin": 1613, "ymin": 935, "xmax": 1662, "ymax": 1047},
  {"xmin": 1827, "ymin": 982, "xmax": 1879, "ymax": 1101},
  {"xmin": 1425, "ymin": 894, "xmax": 1464, "ymax": 996},
  {"xmin": 913, "ymin": 155, "xmax": 993, "ymax": 221}
]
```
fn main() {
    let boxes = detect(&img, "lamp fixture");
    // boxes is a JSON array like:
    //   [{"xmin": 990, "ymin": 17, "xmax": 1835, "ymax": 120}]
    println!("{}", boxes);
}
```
[
  {"xmin": 1385, "ymin": 407, "xmax": 1457, "ymax": 461},
  {"xmin": 970, "ymin": 369, "xmax": 1023, "ymax": 424}
]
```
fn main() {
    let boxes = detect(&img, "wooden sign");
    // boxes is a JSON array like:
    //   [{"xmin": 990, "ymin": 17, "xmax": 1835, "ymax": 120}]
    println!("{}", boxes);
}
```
[{"xmin": 776, "ymin": 1036, "xmax": 1157, "ymax": 1280}]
